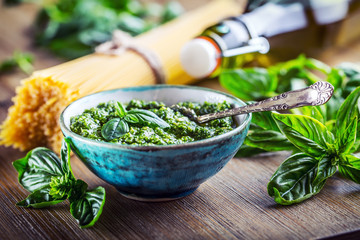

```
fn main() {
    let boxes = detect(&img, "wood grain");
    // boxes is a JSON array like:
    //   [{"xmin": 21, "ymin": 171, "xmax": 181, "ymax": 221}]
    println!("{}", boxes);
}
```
[{"xmin": 1, "ymin": 1, "xmax": 360, "ymax": 239}]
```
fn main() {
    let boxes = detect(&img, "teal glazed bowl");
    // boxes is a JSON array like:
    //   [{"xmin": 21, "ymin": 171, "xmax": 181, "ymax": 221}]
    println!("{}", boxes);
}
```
[{"xmin": 60, "ymin": 85, "xmax": 251, "ymax": 201}]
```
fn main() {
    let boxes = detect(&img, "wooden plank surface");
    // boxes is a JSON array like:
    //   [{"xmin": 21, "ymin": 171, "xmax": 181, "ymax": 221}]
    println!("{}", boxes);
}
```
[{"xmin": 1, "ymin": 1, "xmax": 360, "ymax": 239}]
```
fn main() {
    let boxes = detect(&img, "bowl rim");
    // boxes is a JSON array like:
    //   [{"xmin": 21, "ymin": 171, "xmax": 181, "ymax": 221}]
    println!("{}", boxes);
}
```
[{"xmin": 59, "ymin": 84, "xmax": 251, "ymax": 150}]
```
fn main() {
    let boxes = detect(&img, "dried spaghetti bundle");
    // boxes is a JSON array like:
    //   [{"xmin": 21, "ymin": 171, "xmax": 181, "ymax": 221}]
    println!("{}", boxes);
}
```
[{"xmin": 1, "ymin": 0, "xmax": 242, "ymax": 151}]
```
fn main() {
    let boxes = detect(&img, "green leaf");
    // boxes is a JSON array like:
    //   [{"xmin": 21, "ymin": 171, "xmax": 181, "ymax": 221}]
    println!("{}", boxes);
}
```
[
  {"xmin": 70, "ymin": 186, "xmax": 106, "ymax": 228},
  {"xmin": 13, "ymin": 147, "xmax": 66, "ymax": 192},
  {"xmin": 161, "ymin": 1, "xmax": 185, "ymax": 23},
  {"xmin": 337, "ymin": 62, "xmax": 360, "ymax": 98},
  {"xmin": 326, "ymin": 68, "xmax": 346, "ymax": 90},
  {"xmin": 101, "ymin": 118, "xmax": 129, "ymax": 141},
  {"xmin": 245, "ymin": 129, "xmax": 296, "ymax": 152},
  {"xmin": 299, "ymin": 106, "xmax": 325, "ymax": 124},
  {"xmin": 325, "ymin": 94, "xmax": 344, "ymax": 121},
  {"xmin": 250, "ymin": 110, "xmax": 280, "ymax": 131},
  {"xmin": 339, "ymin": 154, "xmax": 360, "ymax": 183},
  {"xmin": 127, "ymin": 109, "xmax": 170, "ymax": 128},
  {"xmin": 336, "ymin": 116, "xmax": 357, "ymax": 154},
  {"xmin": 343, "ymin": 76, "xmax": 360, "ymax": 99},
  {"xmin": 219, "ymin": 68, "xmax": 275, "ymax": 101},
  {"xmin": 68, "ymin": 179, "xmax": 88, "ymax": 202},
  {"xmin": 124, "ymin": 113, "xmax": 139, "ymax": 124},
  {"xmin": 325, "ymin": 119, "xmax": 336, "ymax": 134},
  {"xmin": 312, "ymin": 156, "xmax": 337, "ymax": 186},
  {"xmin": 115, "ymin": 102, "xmax": 126, "ymax": 118},
  {"xmin": 16, "ymin": 187, "xmax": 65, "ymax": 208},
  {"xmin": 273, "ymin": 55, "xmax": 326, "ymax": 93},
  {"xmin": 0, "ymin": 51, "xmax": 34, "ymax": 75},
  {"xmin": 272, "ymin": 113, "xmax": 334, "ymax": 157},
  {"xmin": 268, "ymin": 153, "xmax": 326, "ymax": 205},
  {"xmin": 61, "ymin": 138, "xmax": 75, "ymax": 180},
  {"xmin": 336, "ymin": 62, "xmax": 360, "ymax": 78},
  {"xmin": 304, "ymin": 57, "xmax": 331, "ymax": 75},
  {"xmin": 336, "ymin": 86, "xmax": 360, "ymax": 141},
  {"xmin": 13, "ymin": 51, "xmax": 34, "ymax": 75},
  {"xmin": 49, "ymin": 174, "xmax": 75, "ymax": 199}
]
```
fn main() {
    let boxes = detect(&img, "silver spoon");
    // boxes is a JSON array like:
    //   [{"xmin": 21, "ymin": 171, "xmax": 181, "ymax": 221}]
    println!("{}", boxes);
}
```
[{"xmin": 172, "ymin": 81, "xmax": 334, "ymax": 124}]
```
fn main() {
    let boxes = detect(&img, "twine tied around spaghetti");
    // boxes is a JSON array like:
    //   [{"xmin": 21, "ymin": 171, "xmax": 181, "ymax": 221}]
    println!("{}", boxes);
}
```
[{"xmin": 95, "ymin": 30, "xmax": 166, "ymax": 84}]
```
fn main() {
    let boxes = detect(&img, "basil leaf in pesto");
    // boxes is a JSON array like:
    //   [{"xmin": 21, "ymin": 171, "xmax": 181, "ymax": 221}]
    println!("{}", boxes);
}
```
[
  {"xmin": 115, "ymin": 101, "xmax": 127, "ymax": 118},
  {"xmin": 127, "ymin": 109, "xmax": 170, "ymax": 129},
  {"xmin": 101, "ymin": 118, "xmax": 129, "ymax": 141},
  {"xmin": 124, "ymin": 114, "xmax": 139, "ymax": 123}
]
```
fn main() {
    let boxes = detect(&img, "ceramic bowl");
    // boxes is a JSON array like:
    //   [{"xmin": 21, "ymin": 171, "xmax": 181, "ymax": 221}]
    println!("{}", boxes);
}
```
[{"xmin": 60, "ymin": 85, "xmax": 251, "ymax": 201}]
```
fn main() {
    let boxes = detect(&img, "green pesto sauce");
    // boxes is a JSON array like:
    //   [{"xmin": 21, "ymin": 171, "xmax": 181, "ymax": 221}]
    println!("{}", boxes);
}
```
[{"xmin": 70, "ymin": 100, "xmax": 236, "ymax": 146}]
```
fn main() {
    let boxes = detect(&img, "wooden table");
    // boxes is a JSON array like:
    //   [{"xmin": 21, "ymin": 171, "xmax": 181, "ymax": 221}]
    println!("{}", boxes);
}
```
[{"xmin": 1, "ymin": 1, "xmax": 360, "ymax": 239}]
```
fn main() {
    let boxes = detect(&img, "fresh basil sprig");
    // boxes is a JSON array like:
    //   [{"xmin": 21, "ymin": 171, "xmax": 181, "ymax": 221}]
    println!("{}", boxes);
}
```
[
  {"xmin": 101, "ymin": 101, "xmax": 169, "ymax": 141},
  {"xmin": 267, "ymin": 86, "xmax": 360, "ymax": 205},
  {"xmin": 13, "ymin": 138, "xmax": 105, "ymax": 228},
  {"xmin": 233, "ymin": 57, "xmax": 359, "ymax": 157}
]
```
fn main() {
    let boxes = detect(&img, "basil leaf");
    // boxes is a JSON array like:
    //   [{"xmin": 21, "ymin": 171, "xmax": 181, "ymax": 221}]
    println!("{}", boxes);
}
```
[
  {"xmin": 68, "ymin": 179, "xmax": 88, "ymax": 202},
  {"xmin": 325, "ymin": 119, "xmax": 336, "ymax": 134},
  {"xmin": 272, "ymin": 113, "xmax": 334, "ymax": 158},
  {"xmin": 220, "ymin": 68, "xmax": 276, "ymax": 101},
  {"xmin": 299, "ymin": 106, "xmax": 326, "ymax": 124},
  {"xmin": 161, "ymin": 1, "xmax": 185, "ymax": 23},
  {"xmin": 304, "ymin": 57, "xmax": 331, "ymax": 75},
  {"xmin": 336, "ymin": 116, "xmax": 357, "ymax": 154},
  {"xmin": 245, "ymin": 129, "xmax": 296, "ymax": 152},
  {"xmin": 338, "ymin": 154, "xmax": 360, "ymax": 183},
  {"xmin": 268, "ymin": 153, "xmax": 326, "ymax": 205},
  {"xmin": 326, "ymin": 68, "xmax": 346, "ymax": 91},
  {"xmin": 336, "ymin": 86, "xmax": 360, "ymax": 141},
  {"xmin": 312, "ymin": 156, "xmax": 337, "ymax": 186},
  {"xmin": 13, "ymin": 147, "xmax": 66, "ymax": 192},
  {"xmin": 337, "ymin": 62, "xmax": 360, "ymax": 98},
  {"xmin": 101, "ymin": 118, "xmax": 129, "ymax": 141},
  {"xmin": 124, "ymin": 113, "xmax": 139, "ymax": 124},
  {"xmin": 49, "ymin": 175, "xmax": 76, "ymax": 199},
  {"xmin": 337, "ymin": 62, "xmax": 360, "ymax": 78},
  {"xmin": 273, "ymin": 55, "xmax": 323, "ymax": 93},
  {"xmin": 61, "ymin": 138, "xmax": 75, "ymax": 180},
  {"xmin": 16, "ymin": 187, "xmax": 65, "ymax": 208},
  {"xmin": 70, "ymin": 186, "xmax": 106, "ymax": 228},
  {"xmin": 115, "ymin": 101, "xmax": 126, "ymax": 118},
  {"xmin": 127, "ymin": 109, "xmax": 170, "ymax": 128},
  {"xmin": 323, "ymin": 94, "xmax": 342, "ymax": 122},
  {"xmin": 251, "ymin": 110, "xmax": 280, "ymax": 131}
]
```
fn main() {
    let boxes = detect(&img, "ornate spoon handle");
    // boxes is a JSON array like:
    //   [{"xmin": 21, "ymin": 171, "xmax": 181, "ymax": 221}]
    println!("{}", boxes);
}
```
[{"xmin": 197, "ymin": 81, "xmax": 334, "ymax": 124}]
